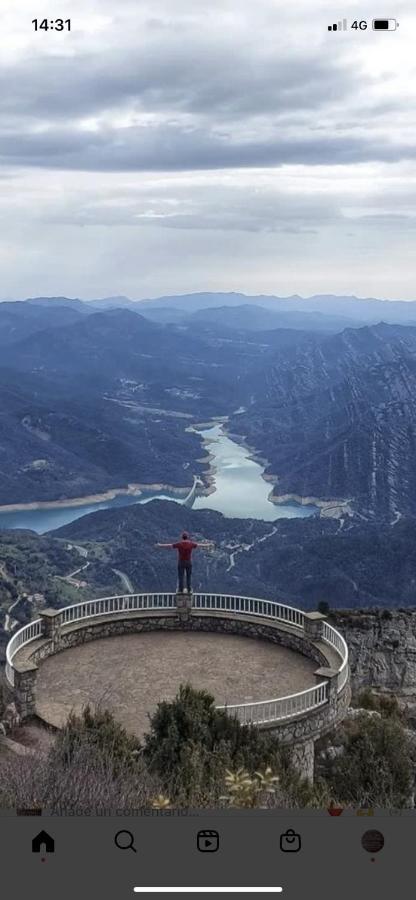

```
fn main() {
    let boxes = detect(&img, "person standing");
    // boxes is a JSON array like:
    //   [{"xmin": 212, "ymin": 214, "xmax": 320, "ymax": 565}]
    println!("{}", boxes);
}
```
[{"xmin": 155, "ymin": 531, "xmax": 214, "ymax": 593}]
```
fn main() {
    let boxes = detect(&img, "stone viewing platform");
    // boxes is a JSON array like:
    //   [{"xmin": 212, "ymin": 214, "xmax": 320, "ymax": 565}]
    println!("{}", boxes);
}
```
[{"xmin": 6, "ymin": 592, "xmax": 350, "ymax": 780}]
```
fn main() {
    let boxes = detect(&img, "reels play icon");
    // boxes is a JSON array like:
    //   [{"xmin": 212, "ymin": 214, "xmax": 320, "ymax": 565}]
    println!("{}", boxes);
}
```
[{"xmin": 197, "ymin": 830, "xmax": 220, "ymax": 853}]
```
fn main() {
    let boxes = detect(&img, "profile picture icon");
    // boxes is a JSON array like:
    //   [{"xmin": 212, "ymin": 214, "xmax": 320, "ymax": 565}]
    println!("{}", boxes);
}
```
[{"xmin": 361, "ymin": 830, "xmax": 385, "ymax": 855}]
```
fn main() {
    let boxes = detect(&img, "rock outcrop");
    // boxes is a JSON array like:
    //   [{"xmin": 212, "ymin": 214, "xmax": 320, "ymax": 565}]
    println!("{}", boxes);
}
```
[
  {"xmin": 231, "ymin": 323, "xmax": 416, "ymax": 521},
  {"xmin": 333, "ymin": 608, "xmax": 416, "ymax": 696}
]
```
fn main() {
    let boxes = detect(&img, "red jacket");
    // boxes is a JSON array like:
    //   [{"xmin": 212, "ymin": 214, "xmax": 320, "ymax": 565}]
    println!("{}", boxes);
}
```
[{"xmin": 172, "ymin": 540, "xmax": 198, "ymax": 563}]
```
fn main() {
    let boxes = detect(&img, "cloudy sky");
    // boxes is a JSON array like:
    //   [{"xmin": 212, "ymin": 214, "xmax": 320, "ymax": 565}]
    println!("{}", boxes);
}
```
[{"xmin": 0, "ymin": 0, "xmax": 415, "ymax": 300}]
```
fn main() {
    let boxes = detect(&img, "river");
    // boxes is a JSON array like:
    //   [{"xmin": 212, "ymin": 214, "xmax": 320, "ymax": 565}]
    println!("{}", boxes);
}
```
[{"xmin": 0, "ymin": 423, "xmax": 317, "ymax": 534}]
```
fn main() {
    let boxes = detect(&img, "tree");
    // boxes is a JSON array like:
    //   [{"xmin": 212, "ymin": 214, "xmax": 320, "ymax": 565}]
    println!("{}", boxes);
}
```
[{"xmin": 143, "ymin": 683, "xmax": 307, "ymax": 805}]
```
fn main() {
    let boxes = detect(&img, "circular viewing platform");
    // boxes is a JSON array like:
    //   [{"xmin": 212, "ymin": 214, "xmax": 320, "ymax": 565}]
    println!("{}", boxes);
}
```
[
  {"xmin": 33, "ymin": 631, "xmax": 320, "ymax": 738},
  {"xmin": 6, "ymin": 593, "xmax": 350, "ymax": 763}
]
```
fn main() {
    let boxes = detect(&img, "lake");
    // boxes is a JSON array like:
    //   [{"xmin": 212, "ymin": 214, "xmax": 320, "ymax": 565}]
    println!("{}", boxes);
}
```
[
  {"xmin": 192, "ymin": 424, "xmax": 317, "ymax": 521},
  {"xmin": 0, "ymin": 423, "xmax": 317, "ymax": 534}
]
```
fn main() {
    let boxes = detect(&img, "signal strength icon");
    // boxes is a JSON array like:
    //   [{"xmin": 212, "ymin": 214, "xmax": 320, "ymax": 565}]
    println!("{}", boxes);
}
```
[{"xmin": 328, "ymin": 19, "xmax": 347, "ymax": 31}]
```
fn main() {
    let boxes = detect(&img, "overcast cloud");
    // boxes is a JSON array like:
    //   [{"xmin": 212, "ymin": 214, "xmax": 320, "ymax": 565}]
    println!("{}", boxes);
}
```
[{"xmin": 0, "ymin": 0, "xmax": 415, "ymax": 300}]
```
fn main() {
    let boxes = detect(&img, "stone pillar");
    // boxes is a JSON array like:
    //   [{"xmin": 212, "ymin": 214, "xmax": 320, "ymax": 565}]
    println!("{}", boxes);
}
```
[
  {"xmin": 40, "ymin": 609, "xmax": 62, "ymax": 652},
  {"xmin": 315, "ymin": 667, "xmax": 339, "ymax": 710},
  {"xmin": 291, "ymin": 739, "xmax": 315, "ymax": 783},
  {"xmin": 14, "ymin": 662, "xmax": 38, "ymax": 720},
  {"xmin": 175, "ymin": 592, "xmax": 192, "ymax": 622},
  {"xmin": 304, "ymin": 611, "xmax": 327, "ymax": 641}
]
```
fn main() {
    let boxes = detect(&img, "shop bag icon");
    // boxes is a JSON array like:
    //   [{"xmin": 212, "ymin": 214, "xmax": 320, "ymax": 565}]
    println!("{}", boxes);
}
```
[{"xmin": 280, "ymin": 829, "xmax": 301, "ymax": 853}]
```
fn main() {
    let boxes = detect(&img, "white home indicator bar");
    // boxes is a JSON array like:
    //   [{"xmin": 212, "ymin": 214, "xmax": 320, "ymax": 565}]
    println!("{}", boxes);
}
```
[{"xmin": 133, "ymin": 889, "xmax": 283, "ymax": 894}]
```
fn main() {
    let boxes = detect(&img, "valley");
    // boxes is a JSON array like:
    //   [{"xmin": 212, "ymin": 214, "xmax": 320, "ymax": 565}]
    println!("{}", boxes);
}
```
[
  {"xmin": 0, "ymin": 421, "xmax": 317, "ymax": 532},
  {"xmin": 3, "ymin": 297, "xmax": 416, "ymax": 524},
  {"xmin": 2, "ymin": 292, "xmax": 416, "ymax": 646}
]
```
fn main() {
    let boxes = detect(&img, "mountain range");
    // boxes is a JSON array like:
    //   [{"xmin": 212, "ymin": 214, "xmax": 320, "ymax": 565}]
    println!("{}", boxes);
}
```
[
  {"xmin": 231, "ymin": 322, "xmax": 416, "ymax": 520},
  {"xmin": 10, "ymin": 289, "xmax": 416, "ymax": 327},
  {"xmin": 1, "ymin": 294, "xmax": 416, "ymax": 520}
]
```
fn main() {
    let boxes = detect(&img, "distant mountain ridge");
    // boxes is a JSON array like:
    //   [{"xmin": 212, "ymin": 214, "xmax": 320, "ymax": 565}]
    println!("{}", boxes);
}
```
[
  {"xmin": 25, "ymin": 296, "xmax": 90, "ymax": 312},
  {"xmin": 0, "ymin": 301, "xmax": 85, "ymax": 346},
  {"xmin": 186, "ymin": 304, "xmax": 356, "ymax": 333},
  {"xmin": 135, "ymin": 292, "xmax": 416, "ymax": 326},
  {"xmin": 6, "ymin": 290, "xmax": 416, "ymax": 327}
]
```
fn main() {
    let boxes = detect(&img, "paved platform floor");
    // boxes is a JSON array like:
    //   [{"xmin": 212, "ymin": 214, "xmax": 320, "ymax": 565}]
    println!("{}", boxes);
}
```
[{"xmin": 34, "ymin": 632, "xmax": 317, "ymax": 737}]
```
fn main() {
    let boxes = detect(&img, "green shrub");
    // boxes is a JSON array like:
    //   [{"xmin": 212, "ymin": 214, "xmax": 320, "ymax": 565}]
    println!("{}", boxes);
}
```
[
  {"xmin": 143, "ymin": 683, "xmax": 320, "ymax": 806},
  {"xmin": 54, "ymin": 705, "xmax": 140, "ymax": 776},
  {"xmin": 326, "ymin": 715, "xmax": 414, "ymax": 807},
  {"xmin": 356, "ymin": 688, "xmax": 403, "ymax": 721},
  {"xmin": 143, "ymin": 684, "xmax": 284, "ymax": 802}
]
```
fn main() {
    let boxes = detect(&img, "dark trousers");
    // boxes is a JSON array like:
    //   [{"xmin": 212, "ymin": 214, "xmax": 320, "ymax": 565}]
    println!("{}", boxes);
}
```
[{"xmin": 178, "ymin": 562, "xmax": 192, "ymax": 592}]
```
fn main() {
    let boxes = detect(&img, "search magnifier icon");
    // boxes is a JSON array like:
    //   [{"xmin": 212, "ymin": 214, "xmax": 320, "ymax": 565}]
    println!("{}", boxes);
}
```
[{"xmin": 114, "ymin": 830, "xmax": 137, "ymax": 853}]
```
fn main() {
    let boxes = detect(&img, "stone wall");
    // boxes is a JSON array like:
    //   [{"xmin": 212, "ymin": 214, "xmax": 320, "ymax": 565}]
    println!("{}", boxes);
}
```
[
  {"xmin": 271, "ymin": 679, "xmax": 351, "ymax": 745},
  {"xmin": 29, "ymin": 612, "xmax": 331, "ymax": 672}
]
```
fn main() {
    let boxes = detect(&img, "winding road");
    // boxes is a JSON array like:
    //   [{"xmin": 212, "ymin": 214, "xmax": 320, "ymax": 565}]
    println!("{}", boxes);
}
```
[
  {"xmin": 226, "ymin": 526, "xmax": 278, "ymax": 573},
  {"xmin": 4, "ymin": 597, "xmax": 20, "ymax": 634},
  {"xmin": 1, "ymin": 562, "xmax": 20, "ymax": 633}
]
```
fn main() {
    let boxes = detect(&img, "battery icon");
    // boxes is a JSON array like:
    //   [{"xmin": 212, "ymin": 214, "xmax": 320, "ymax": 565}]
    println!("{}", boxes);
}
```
[{"xmin": 372, "ymin": 19, "xmax": 398, "ymax": 30}]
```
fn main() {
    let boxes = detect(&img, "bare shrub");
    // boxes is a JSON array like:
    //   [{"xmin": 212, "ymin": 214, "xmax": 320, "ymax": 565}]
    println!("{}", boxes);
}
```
[{"xmin": 0, "ymin": 742, "xmax": 161, "ymax": 813}]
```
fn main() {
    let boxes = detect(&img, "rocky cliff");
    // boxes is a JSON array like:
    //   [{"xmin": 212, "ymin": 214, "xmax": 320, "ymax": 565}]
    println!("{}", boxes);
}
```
[
  {"xmin": 231, "ymin": 323, "xmax": 416, "ymax": 521},
  {"xmin": 333, "ymin": 609, "xmax": 416, "ymax": 700}
]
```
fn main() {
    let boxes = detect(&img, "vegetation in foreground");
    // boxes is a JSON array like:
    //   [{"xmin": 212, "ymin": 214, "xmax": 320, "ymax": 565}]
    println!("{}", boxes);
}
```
[{"xmin": 0, "ymin": 686, "xmax": 415, "ymax": 811}]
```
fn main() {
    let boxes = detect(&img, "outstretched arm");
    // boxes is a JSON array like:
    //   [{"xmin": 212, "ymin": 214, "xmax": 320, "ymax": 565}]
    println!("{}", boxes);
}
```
[
  {"xmin": 198, "ymin": 541, "xmax": 215, "ymax": 548},
  {"xmin": 155, "ymin": 543, "xmax": 173, "ymax": 548}
]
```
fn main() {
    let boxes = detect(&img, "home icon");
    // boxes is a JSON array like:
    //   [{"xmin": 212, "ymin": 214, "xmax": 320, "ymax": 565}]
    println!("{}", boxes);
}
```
[{"xmin": 32, "ymin": 831, "xmax": 55, "ymax": 854}]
